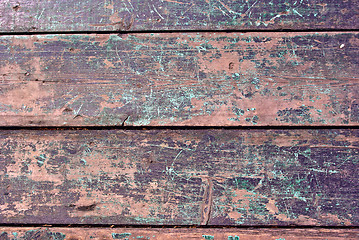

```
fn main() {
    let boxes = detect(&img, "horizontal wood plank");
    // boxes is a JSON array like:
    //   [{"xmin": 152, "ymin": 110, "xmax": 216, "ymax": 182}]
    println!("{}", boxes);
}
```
[
  {"xmin": 0, "ymin": 129, "xmax": 358, "ymax": 225},
  {"xmin": 0, "ymin": 0, "xmax": 358, "ymax": 32},
  {"xmin": 0, "ymin": 227, "xmax": 358, "ymax": 240},
  {"xmin": 1, "ymin": 32, "xmax": 358, "ymax": 126}
]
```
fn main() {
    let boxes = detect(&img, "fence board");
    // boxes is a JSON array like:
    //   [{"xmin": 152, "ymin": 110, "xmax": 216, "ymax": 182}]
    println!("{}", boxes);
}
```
[
  {"xmin": 0, "ymin": 0, "xmax": 357, "ymax": 32},
  {"xmin": 1, "ymin": 32, "xmax": 358, "ymax": 126},
  {"xmin": 0, "ymin": 129, "xmax": 358, "ymax": 225}
]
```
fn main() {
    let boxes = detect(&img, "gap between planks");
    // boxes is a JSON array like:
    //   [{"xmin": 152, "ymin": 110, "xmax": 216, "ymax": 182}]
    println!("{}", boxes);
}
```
[
  {"xmin": 0, "ymin": 227, "xmax": 358, "ymax": 240},
  {"xmin": 1, "ymin": 28, "xmax": 359, "ymax": 36},
  {"xmin": 0, "ymin": 126, "xmax": 359, "ymax": 131}
]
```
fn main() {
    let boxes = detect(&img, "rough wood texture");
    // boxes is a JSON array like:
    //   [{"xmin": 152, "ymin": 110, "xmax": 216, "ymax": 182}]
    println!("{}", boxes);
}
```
[
  {"xmin": 0, "ymin": 227, "xmax": 358, "ymax": 240},
  {"xmin": 0, "ymin": 0, "xmax": 358, "ymax": 32},
  {"xmin": 0, "ymin": 129, "xmax": 358, "ymax": 225},
  {"xmin": 1, "ymin": 32, "xmax": 358, "ymax": 126}
]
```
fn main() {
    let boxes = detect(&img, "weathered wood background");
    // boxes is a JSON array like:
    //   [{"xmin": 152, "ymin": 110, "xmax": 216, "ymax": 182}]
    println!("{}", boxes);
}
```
[{"xmin": 0, "ymin": 0, "xmax": 358, "ymax": 239}]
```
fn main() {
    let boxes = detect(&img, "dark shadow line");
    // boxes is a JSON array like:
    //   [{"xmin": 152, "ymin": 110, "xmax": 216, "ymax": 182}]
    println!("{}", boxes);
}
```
[
  {"xmin": 0, "ymin": 28, "xmax": 358, "ymax": 36},
  {"xmin": 0, "ymin": 125, "xmax": 358, "ymax": 131},
  {"xmin": 0, "ymin": 223, "xmax": 358, "ymax": 229}
]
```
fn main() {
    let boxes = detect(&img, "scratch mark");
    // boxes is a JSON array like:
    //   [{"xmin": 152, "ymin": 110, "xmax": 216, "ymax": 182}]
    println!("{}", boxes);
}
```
[
  {"xmin": 244, "ymin": 0, "xmax": 259, "ymax": 16},
  {"xmin": 215, "ymin": 6, "xmax": 229, "ymax": 17},
  {"xmin": 270, "ymin": 14, "xmax": 282, "ymax": 22},
  {"xmin": 182, "ymin": 3, "xmax": 195, "ymax": 15},
  {"xmin": 115, "ymin": 45, "xmax": 123, "ymax": 65},
  {"xmin": 122, "ymin": 1, "xmax": 132, "ymax": 14},
  {"xmin": 37, "ymin": 8, "xmax": 45, "ymax": 20},
  {"xmin": 74, "ymin": 103, "xmax": 83, "ymax": 115},
  {"xmin": 148, "ymin": 144, "xmax": 194, "ymax": 151},
  {"xmin": 153, "ymin": 4, "xmax": 164, "ymax": 19},
  {"xmin": 292, "ymin": 8, "xmax": 303, "ymax": 18},
  {"xmin": 217, "ymin": 0, "xmax": 241, "ymax": 15},
  {"xmin": 163, "ymin": 0, "xmax": 188, "ymax": 4},
  {"xmin": 161, "ymin": 188, "xmax": 193, "ymax": 199},
  {"xmin": 171, "ymin": 150, "xmax": 183, "ymax": 167},
  {"xmin": 165, "ymin": 150, "xmax": 182, "ymax": 180}
]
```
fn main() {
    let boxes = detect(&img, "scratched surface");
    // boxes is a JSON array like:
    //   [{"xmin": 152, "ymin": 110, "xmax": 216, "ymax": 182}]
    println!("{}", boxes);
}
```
[
  {"xmin": 1, "ymin": 32, "xmax": 358, "ymax": 126},
  {"xmin": 0, "ymin": 227, "xmax": 358, "ymax": 240},
  {"xmin": 0, "ymin": 0, "xmax": 358, "ymax": 32},
  {"xmin": 0, "ymin": 129, "xmax": 358, "ymax": 225}
]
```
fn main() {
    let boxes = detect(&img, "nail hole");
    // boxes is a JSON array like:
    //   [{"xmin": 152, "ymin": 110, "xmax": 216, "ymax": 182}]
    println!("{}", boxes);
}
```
[
  {"xmin": 63, "ymin": 107, "xmax": 73, "ymax": 112},
  {"xmin": 229, "ymin": 62, "xmax": 234, "ymax": 69},
  {"xmin": 12, "ymin": 5, "xmax": 20, "ymax": 11},
  {"xmin": 77, "ymin": 203, "xmax": 97, "ymax": 211}
]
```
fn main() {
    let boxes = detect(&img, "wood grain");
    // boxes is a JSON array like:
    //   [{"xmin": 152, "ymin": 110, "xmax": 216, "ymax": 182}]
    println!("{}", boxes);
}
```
[
  {"xmin": 0, "ymin": 227, "xmax": 358, "ymax": 240},
  {"xmin": 0, "ymin": 0, "xmax": 358, "ymax": 32},
  {"xmin": 1, "ymin": 32, "xmax": 358, "ymax": 126},
  {"xmin": 0, "ymin": 129, "xmax": 358, "ymax": 225}
]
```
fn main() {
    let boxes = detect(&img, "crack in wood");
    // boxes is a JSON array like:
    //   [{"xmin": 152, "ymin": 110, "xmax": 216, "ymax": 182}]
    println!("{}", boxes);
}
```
[
  {"xmin": 121, "ymin": 115, "xmax": 130, "ymax": 126},
  {"xmin": 201, "ymin": 177, "xmax": 213, "ymax": 225}
]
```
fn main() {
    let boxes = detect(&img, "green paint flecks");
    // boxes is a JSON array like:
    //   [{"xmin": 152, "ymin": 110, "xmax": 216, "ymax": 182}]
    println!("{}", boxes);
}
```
[
  {"xmin": 203, "ymin": 235, "xmax": 215, "ymax": 240},
  {"xmin": 112, "ymin": 233, "xmax": 132, "ymax": 239},
  {"xmin": 36, "ymin": 154, "xmax": 47, "ymax": 167},
  {"xmin": 228, "ymin": 236, "xmax": 240, "ymax": 240}
]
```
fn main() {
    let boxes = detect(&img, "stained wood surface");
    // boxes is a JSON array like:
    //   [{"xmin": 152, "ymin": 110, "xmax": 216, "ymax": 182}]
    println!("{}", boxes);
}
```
[
  {"xmin": 0, "ymin": 129, "xmax": 358, "ymax": 225},
  {"xmin": 1, "ymin": 32, "xmax": 358, "ymax": 126},
  {"xmin": 0, "ymin": 227, "xmax": 358, "ymax": 240},
  {"xmin": 0, "ymin": 0, "xmax": 358, "ymax": 32}
]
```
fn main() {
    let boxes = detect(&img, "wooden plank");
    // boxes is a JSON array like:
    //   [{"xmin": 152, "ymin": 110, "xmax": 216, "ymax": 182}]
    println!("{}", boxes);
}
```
[
  {"xmin": 0, "ymin": 129, "xmax": 358, "ymax": 225},
  {"xmin": 1, "ymin": 32, "xmax": 358, "ymax": 127},
  {"xmin": 0, "ymin": 0, "xmax": 358, "ymax": 32},
  {"xmin": 0, "ymin": 227, "xmax": 358, "ymax": 240}
]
